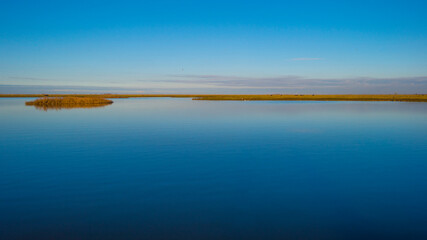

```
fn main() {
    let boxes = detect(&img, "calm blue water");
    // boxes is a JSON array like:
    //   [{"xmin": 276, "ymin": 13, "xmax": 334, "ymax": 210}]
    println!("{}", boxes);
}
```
[{"xmin": 1, "ymin": 98, "xmax": 426, "ymax": 239}]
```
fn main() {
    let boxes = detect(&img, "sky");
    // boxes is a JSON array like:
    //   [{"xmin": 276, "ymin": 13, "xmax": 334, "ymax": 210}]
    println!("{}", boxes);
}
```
[{"xmin": 0, "ymin": 0, "xmax": 426, "ymax": 94}]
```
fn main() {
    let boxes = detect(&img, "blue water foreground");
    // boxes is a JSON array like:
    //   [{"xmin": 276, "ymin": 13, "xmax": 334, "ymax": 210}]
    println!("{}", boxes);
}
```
[{"xmin": 1, "ymin": 98, "xmax": 426, "ymax": 239}]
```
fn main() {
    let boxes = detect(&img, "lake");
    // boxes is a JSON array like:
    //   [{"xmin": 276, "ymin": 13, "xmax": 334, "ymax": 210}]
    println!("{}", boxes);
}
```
[{"xmin": 1, "ymin": 98, "xmax": 426, "ymax": 239}]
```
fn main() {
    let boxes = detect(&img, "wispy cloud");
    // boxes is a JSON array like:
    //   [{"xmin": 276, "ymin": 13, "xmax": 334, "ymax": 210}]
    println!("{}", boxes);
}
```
[
  {"xmin": 291, "ymin": 58, "xmax": 323, "ymax": 61},
  {"xmin": 2, "ymin": 75, "xmax": 426, "ymax": 94},
  {"xmin": 8, "ymin": 76, "xmax": 56, "ymax": 81},
  {"xmin": 161, "ymin": 74, "xmax": 427, "ymax": 93}
]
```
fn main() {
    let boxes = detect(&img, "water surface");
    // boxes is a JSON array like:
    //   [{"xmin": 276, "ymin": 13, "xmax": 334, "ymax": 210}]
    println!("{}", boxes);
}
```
[{"xmin": 1, "ymin": 98, "xmax": 426, "ymax": 239}]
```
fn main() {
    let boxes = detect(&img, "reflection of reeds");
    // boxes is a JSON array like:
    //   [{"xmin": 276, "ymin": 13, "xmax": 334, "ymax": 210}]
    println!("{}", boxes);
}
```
[{"xmin": 26, "ymin": 97, "xmax": 113, "ymax": 111}]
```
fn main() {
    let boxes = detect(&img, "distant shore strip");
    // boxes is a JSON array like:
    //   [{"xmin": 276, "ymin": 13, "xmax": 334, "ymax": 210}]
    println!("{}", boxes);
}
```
[{"xmin": 2, "ymin": 94, "xmax": 427, "ymax": 102}]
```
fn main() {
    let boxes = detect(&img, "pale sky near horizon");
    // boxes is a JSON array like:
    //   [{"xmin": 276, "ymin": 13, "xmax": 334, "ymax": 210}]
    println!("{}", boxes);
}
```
[{"xmin": 1, "ymin": 0, "xmax": 426, "ymax": 93}]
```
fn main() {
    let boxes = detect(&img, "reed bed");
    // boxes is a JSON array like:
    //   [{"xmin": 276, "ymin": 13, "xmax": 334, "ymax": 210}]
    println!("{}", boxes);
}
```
[
  {"xmin": 191, "ymin": 94, "xmax": 427, "ymax": 102},
  {"xmin": 25, "ymin": 97, "xmax": 113, "ymax": 110}
]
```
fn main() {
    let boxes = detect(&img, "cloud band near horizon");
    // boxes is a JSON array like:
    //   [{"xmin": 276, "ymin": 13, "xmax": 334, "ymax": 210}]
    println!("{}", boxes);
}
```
[{"xmin": 2, "ymin": 75, "xmax": 426, "ymax": 94}]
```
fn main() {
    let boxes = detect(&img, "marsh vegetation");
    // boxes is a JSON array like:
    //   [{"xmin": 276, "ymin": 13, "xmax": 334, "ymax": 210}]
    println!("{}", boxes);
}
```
[
  {"xmin": 191, "ymin": 94, "xmax": 427, "ymax": 102},
  {"xmin": 25, "ymin": 97, "xmax": 113, "ymax": 110}
]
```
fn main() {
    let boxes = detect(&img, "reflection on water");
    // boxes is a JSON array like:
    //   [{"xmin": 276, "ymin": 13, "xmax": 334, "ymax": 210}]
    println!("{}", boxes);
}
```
[{"xmin": 1, "ymin": 98, "xmax": 427, "ymax": 239}]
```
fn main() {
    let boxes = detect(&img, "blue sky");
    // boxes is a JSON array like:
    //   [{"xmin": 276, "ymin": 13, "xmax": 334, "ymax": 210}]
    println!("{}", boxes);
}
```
[{"xmin": 1, "ymin": 0, "xmax": 426, "ymax": 93}]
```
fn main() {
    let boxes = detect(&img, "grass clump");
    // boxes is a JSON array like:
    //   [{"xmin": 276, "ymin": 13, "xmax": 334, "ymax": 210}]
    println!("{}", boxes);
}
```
[{"xmin": 25, "ymin": 97, "xmax": 113, "ymax": 110}]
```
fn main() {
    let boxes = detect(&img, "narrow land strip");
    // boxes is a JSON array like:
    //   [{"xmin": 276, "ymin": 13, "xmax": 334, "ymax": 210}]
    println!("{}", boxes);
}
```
[{"xmin": 1, "ymin": 94, "xmax": 426, "ymax": 102}]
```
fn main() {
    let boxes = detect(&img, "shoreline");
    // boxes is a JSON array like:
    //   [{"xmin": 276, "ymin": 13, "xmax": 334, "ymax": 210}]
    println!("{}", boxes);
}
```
[{"xmin": 0, "ymin": 94, "xmax": 426, "ymax": 102}]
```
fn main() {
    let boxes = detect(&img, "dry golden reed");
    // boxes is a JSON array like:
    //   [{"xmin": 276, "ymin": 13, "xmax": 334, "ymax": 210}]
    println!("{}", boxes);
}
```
[
  {"xmin": 25, "ymin": 97, "xmax": 113, "ymax": 110},
  {"xmin": 191, "ymin": 94, "xmax": 427, "ymax": 102}
]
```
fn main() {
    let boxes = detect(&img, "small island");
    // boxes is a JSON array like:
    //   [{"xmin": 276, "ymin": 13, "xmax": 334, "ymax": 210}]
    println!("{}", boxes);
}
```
[{"xmin": 25, "ymin": 97, "xmax": 114, "ymax": 110}]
